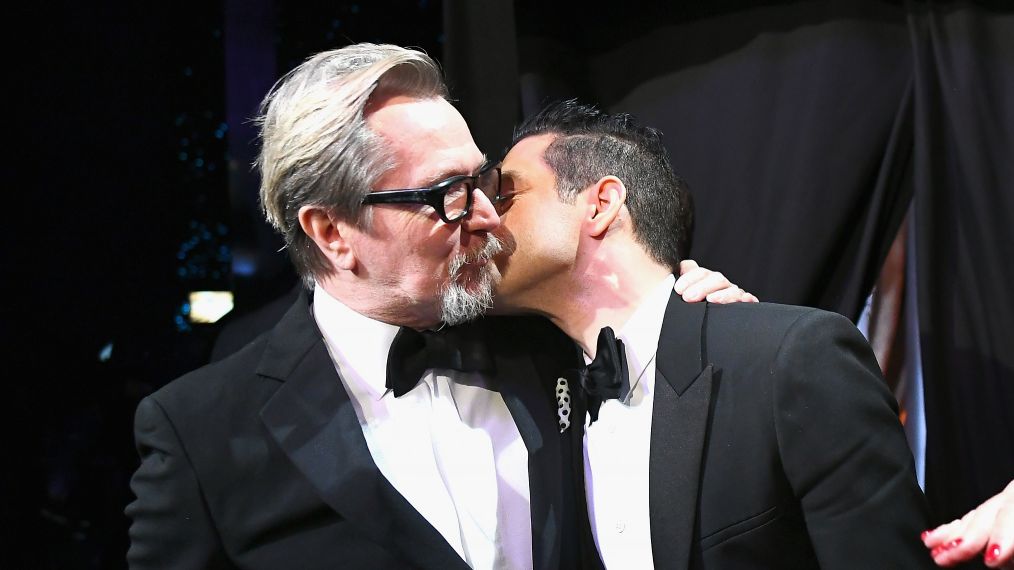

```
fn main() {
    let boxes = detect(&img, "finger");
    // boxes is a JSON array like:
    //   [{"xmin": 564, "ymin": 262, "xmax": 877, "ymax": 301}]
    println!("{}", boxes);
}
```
[
  {"xmin": 683, "ymin": 272, "xmax": 730, "ymax": 301},
  {"xmin": 937, "ymin": 536, "xmax": 986, "ymax": 567},
  {"xmin": 925, "ymin": 518, "xmax": 966, "ymax": 548},
  {"xmin": 929, "ymin": 499, "xmax": 1003, "ymax": 566},
  {"xmin": 985, "ymin": 499, "xmax": 1014, "ymax": 567},
  {"xmin": 946, "ymin": 487, "xmax": 1010, "ymax": 564},
  {"xmin": 678, "ymin": 259, "xmax": 700, "ymax": 275},
  {"xmin": 706, "ymin": 287, "xmax": 751, "ymax": 304},
  {"xmin": 709, "ymin": 288, "xmax": 760, "ymax": 304},
  {"xmin": 674, "ymin": 260, "xmax": 703, "ymax": 294},
  {"xmin": 931, "ymin": 538, "xmax": 964, "ymax": 566},
  {"xmin": 958, "ymin": 506, "xmax": 997, "ymax": 554},
  {"xmin": 706, "ymin": 288, "xmax": 738, "ymax": 304},
  {"xmin": 705, "ymin": 290, "xmax": 728, "ymax": 304},
  {"xmin": 675, "ymin": 268, "xmax": 710, "ymax": 296},
  {"xmin": 985, "ymin": 541, "xmax": 1011, "ymax": 568},
  {"xmin": 677, "ymin": 268, "xmax": 715, "ymax": 299}
]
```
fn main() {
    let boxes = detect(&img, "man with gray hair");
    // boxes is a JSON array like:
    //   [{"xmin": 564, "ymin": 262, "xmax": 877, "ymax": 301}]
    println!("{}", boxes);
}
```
[
  {"xmin": 128, "ymin": 44, "xmax": 542, "ymax": 570},
  {"xmin": 125, "ymin": 44, "xmax": 745, "ymax": 569}
]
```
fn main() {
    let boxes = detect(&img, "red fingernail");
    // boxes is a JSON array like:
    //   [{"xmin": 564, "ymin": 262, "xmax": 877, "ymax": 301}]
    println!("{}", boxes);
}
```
[
  {"xmin": 985, "ymin": 544, "xmax": 1000, "ymax": 563},
  {"xmin": 945, "ymin": 538, "xmax": 963, "ymax": 550},
  {"xmin": 921, "ymin": 530, "xmax": 930, "ymax": 541}
]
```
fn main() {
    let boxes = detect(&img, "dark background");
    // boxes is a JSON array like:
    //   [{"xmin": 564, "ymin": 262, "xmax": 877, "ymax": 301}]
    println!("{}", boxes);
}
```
[{"xmin": 7, "ymin": 1, "xmax": 1011, "ymax": 568}]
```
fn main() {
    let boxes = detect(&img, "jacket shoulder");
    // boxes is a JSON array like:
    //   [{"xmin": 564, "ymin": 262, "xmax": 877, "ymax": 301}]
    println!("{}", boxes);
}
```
[
  {"xmin": 142, "ymin": 333, "xmax": 275, "ymax": 428},
  {"xmin": 705, "ymin": 301, "xmax": 855, "ymax": 345},
  {"xmin": 705, "ymin": 301, "xmax": 833, "ymax": 328}
]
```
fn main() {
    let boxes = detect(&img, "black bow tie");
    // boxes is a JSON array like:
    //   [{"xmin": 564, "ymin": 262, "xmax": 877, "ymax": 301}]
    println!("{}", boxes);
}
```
[
  {"xmin": 577, "ymin": 326, "xmax": 630, "ymax": 424},
  {"xmin": 385, "ymin": 326, "xmax": 494, "ymax": 397}
]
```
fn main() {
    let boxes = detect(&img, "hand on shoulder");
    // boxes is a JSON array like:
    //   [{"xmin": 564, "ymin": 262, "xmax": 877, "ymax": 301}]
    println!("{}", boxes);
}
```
[{"xmin": 675, "ymin": 259, "xmax": 759, "ymax": 304}]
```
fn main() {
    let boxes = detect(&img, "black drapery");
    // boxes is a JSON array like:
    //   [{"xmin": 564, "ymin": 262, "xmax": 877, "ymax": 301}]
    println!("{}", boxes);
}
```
[
  {"xmin": 444, "ymin": 0, "xmax": 1013, "ymax": 544},
  {"xmin": 908, "ymin": 2, "xmax": 1014, "ymax": 528}
]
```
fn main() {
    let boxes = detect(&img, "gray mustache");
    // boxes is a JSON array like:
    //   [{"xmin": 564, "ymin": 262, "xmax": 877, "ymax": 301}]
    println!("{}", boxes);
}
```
[{"xmin": 450, "ymin": 234, "xmax": 504, "ymax": 274}]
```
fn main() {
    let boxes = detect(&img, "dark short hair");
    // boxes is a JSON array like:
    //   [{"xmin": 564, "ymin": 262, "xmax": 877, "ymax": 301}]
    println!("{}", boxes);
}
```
[{"xmin": 511, "ymin": 99, "xmax": 693, "ymax": 269}]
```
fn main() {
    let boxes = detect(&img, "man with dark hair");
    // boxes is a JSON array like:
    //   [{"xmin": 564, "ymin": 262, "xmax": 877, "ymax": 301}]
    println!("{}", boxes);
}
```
[
  {"xmin": 509, "ymin": 100, "xmax": 694, "ymax": 265},
  {"xmin": 125, "ymin": 46, "xmax": 747, "ymax": 569},
  {"xmin": 490, "ymin": 100, "xmax": 934, "ymax": 568}
]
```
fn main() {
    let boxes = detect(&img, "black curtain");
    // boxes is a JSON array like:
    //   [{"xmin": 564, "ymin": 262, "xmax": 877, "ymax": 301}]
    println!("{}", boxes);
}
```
[
  {"xmin": 444, "ymin": 0, "xmax": 1014, "ymax": 550},
  {"xmin": 908, "ymin": 2, "xmax": 1014, "ymax": 529},
  {"xmin": 448, "ymin": 0, "xmax": 919, "ymax": 318}
]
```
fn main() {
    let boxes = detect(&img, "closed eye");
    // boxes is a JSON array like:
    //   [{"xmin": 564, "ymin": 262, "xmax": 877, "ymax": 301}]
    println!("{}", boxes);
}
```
[{"xmin": 494, "ymin": 175, "xmax": 519, "ymax": 213}]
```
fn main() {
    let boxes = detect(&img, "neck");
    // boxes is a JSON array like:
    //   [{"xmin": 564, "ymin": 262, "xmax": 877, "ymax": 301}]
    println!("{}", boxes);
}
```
[
  {"xmin": 543, "ymin": 239, "xmax": 671, "ymax": 357},
  {"xmin": 316, "ymin": 274, "xmax": 440, "ymax": 331}
]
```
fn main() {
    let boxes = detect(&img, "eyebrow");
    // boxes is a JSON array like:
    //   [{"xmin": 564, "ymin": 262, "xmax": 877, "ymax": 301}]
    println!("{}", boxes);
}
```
[
  {"xmin": 415, "ymin": 154, "xmax": 491, "ymax": 189},
  {"xmin": 500, "ymin": 167, "xmax": 531, "ymax": 191}
]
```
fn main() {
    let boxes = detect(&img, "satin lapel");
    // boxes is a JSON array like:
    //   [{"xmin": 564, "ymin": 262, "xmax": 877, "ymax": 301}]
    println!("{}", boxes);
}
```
[
  {"xmin": 570, "ymin": 378, "xmax": 607, "ymax": 569},
  {"xmin": 649, "ymin": 293, "xmax": 714, "ymax": 570},
  {"xmin": 494, "ymin": 347, "xmax": 562, "ymax": 570},
  {"xmin": 257, "ymin": 296, "xmax": 468, "ymax": 570}
]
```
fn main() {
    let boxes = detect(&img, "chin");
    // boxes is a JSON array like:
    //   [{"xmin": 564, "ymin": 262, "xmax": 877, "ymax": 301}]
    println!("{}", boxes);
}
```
[
  {"xmin": 489, "ymin": 283, "xmax": 521, "ymax": 315},
  {"xmin": 459, "ymin": 260, "xmax": 500, "ymax": 289},
  {"xmin": 484, "ymin": 263, "xmax": 503, "ymax": 289},
  {"xmin": 439, "ymin": 267, "xmax": 498, "ymax": 325},
  {"xmin": 489, "ymin": 269, "xmax": 552, "ymax": 316}
]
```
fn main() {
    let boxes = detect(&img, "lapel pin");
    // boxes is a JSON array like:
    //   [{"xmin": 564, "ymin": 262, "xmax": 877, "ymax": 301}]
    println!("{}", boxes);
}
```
[{"xmin": 556, "ymin": 377, "xmax": 571, "ymax": 433}]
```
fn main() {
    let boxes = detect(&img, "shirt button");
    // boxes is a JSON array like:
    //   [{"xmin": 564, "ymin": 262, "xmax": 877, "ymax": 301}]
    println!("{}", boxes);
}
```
[{"xmin": 615, "ymin": 521, "xmax": 626, "ymax": 533}]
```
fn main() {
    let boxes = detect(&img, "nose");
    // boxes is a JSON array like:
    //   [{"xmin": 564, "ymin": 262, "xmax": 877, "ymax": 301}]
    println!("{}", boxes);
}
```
[{"xmin": 462, "ymin": 188, "xmax": 501, "ymax": 232}]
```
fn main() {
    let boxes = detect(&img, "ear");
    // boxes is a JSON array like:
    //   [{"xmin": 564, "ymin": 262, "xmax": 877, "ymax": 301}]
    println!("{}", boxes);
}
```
[
  {"xmin": 584, "ymin": 176, "xmax": 627, "ymax": 238},
  {"xmin": 297, "ymin": 205, "xmax": 357, "ymax": 271}
]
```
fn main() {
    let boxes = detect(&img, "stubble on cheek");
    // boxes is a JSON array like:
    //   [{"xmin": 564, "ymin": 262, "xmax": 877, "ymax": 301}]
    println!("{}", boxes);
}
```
[{"xmin": 487, "ymin": 229, "xmax": 517, "ymax": 283}]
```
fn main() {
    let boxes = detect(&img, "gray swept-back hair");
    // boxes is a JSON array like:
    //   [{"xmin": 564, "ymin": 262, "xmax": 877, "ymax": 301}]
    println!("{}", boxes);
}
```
[{"xmin": 255, "ymin": 43, "xmax": 447, "ymax": 286}]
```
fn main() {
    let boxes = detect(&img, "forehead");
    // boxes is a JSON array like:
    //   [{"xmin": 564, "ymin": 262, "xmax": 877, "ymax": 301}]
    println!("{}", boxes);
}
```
[
  {"xmin": 502, "ymin": 133, "xmax": 557, "ymax": 180},
  {"xmin": 366, "ymin": 95, "xmax": 483, "ymax": 187},
  {"xmin": 500, "ymin": 133, "xmax": 559, "ymax": 192}
]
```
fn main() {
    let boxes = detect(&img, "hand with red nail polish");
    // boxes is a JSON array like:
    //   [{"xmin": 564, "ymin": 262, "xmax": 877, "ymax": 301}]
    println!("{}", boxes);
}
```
[{"xmin": 922, "ymin": 479, "xmax": 1013, "ymax": 568}]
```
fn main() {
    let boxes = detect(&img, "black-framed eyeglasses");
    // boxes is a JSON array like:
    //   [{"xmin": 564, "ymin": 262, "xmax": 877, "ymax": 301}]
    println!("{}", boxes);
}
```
[{"xmin": 361, "ymin": 163, "xmax": 503, "ymax": 223}]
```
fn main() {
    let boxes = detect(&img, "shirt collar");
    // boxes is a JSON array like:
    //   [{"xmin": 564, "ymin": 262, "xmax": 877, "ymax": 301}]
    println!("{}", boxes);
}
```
[
  {"xmin": 617, "ymin": 274, "xmax": 676, "ymax": 397},
  {"xmin": 312, "ymin": 283, "xmax": 400, "ymax": 397}
]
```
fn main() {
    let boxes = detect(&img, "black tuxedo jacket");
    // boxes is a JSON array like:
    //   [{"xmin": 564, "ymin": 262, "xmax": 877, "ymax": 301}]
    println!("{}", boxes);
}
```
[
  {"xmin": 126, "ymin": 294, "xmax": 578, "ymax": 569},
  {"xmin": 574, "ymin": 293, "xmax": 934, "ymax": 569}
]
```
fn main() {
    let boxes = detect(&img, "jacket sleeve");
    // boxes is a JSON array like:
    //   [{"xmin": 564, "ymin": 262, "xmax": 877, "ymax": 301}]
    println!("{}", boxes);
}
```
[
  {"xmin": 125, "ymin": 396, "xmax": 231, "ymax": 569},
  {"xmin": 771, "ymin": 309, "xmax": 935, "ymax": 569}
]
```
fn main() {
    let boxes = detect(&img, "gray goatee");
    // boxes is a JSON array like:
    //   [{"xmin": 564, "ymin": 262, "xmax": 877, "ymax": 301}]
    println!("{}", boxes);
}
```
[{"xmin": 440, "ymin": 234, "xmax": 503, "ymax": 325}]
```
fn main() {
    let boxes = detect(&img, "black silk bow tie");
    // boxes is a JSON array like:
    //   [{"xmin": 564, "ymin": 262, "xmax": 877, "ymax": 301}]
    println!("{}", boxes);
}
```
[
  {"xmin": 385, "ymin": 326, "xmax": 494, "ymax": 397},
  {"xmin": 578, "ymin": 326, "xmax": 631, "ymax": 424}
]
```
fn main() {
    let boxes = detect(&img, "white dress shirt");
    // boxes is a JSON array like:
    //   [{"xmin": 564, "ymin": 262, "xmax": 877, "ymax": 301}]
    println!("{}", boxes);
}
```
[
  {"xmin": 583, "ymin": 274, "xmax": 676, "ymax": 569},
  {"xmin": 313, "ymin": 285, "xmax": 532, "ymax": 570}
]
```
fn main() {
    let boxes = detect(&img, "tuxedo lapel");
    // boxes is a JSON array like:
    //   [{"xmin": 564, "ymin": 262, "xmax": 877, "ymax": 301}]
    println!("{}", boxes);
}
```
[
  {"xmin": 493, "ymin": 344, "xmax": 563, "ymax": 570},
  {"xmin": 650, "ymin": 294, "xmax": 714, "ymax": 570},
  {"xmin": 257, "ymin": 295, "xmax": 468, "ymax": 570},
  {"xmin": 569, "ymin": 377, "xmax": 607, "ymax": 569}
]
